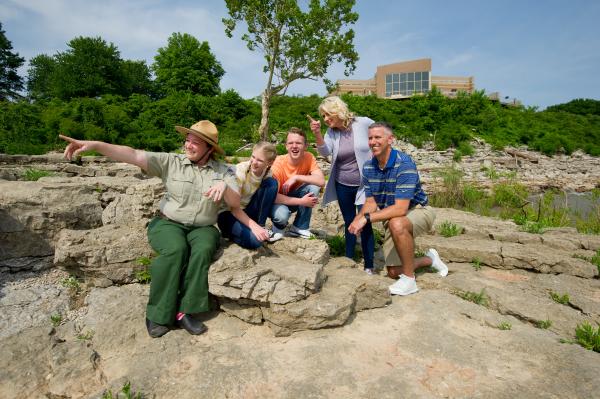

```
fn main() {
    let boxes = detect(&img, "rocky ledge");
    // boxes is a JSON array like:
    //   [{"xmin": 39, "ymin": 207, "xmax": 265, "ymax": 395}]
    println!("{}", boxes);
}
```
[{"xmin": 0, "ymin": 152, "xmax": 599, "ymax": 398}]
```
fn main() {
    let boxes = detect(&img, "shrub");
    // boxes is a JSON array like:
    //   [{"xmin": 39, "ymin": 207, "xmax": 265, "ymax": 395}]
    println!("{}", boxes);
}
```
[
  {"xmin": 135, "ymin": 269, "xmax": 151, "ymax": 284},
  {"xmin": 550, "ymin": 292, "xmax": 570, "ymax": 305},
  {"xmin": 50, "ymin": 313, "xmax": 62, "ymax": 327},
  {"xmin": 575, "ymin": 321, "xmax": 600, "ymax": 352},
  {"xmin": 325, "ymin": 235, "xmax": 346, "ymax": 257},
  {"xmin": 61, "ymin": 275, "xmax": 81, "ymax": 293},
  {"xmin": 76, "ymin": 329, "xmax": 94, "ymax": 340},
  {"xmin": 498, "ymin": 321, "xmax": 512, "ymax": 330},
  {"xmin": 471, "ymin": 258, "xmax": 482, "ymax": 271},
  {"xmin": 492, "ymin": 181, "xmax": 528, "ymax": 209},
  {"xmin": 457, "ymin": 141, "xmax": 474, "ymax": 156},
  {"xmin": 373, "ymin": 229, "xmax": 383, "ymax": 249},
  {"xmin": 452, "ymin": 149, "xmax": 463, "ymax": 162},
  {"xmin": 439, "ymin": 221, "xmax": 462, "ymax": 237},
  {"xmin": 537, "ymin": 319, "xmax": 552, "ymax": 329},
  {"xmin": 23, "ymin": 168, "xmax": 54, "ymax": 181},
  {"xmin": 457, "ymin": 289, "xmax": 489, "ymax": 307},
  {"xmin": 101, "ymin": 381, "xmax": 143, "ymax": 399},
  {"xmin": 591, "ymin": 250, "xmax": 600, "ymax": 275}
]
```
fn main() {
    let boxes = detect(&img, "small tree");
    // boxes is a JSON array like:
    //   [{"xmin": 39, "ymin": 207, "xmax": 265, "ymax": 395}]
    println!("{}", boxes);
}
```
[
  {"xmin": 223, "ymin": 0, "xmax": 359, "ymax": 140},
  {"xmin": 0, "ymin": 22, "xmax": 25, "ymax": 101},
  {"xmin": 152, "ymin": 33, "xmax": 224, "ymax": 97}
]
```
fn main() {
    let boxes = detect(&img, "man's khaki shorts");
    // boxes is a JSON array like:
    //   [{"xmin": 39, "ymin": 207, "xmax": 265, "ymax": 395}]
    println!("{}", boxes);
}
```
[{"xmin": 382, "ymin": 205, "xmax": 436, "ymax": 266}]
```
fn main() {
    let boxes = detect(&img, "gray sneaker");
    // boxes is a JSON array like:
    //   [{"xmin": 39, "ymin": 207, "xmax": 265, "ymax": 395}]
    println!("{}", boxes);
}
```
[{"xmin": 268, "ymin": 226, "xmax": 284, "ymax": 242}]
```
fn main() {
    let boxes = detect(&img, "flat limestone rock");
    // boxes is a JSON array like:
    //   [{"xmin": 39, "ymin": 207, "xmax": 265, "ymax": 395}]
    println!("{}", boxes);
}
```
[
  {"xmin": 54, "ymin": 223, "xmax": 153, "ymax": 283},
  {"xmin": 208, "ymin": 243, "xmax": 326, "ymax": 305}
]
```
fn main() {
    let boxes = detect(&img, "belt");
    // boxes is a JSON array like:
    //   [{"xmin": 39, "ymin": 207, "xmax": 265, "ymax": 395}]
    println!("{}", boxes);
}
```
[{"xmin": 157, "ymin": 211, "xmax": 189, "ymax": 226}]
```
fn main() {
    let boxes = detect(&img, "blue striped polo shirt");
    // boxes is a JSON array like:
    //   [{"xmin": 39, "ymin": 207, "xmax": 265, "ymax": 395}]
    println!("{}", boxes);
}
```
[{"xmin": 362, "ymin": 148, "xmax": 428, "ymax": 209}]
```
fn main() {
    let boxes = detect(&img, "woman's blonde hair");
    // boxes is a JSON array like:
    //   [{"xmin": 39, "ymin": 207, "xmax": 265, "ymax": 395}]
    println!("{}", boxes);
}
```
[
  {"xmin": 318, "ymin": 96, "xmax": 355, "ymax": 129},
  {"xmin": 254, "ymin": 141, "xmax": 277, "ymax": 163}
]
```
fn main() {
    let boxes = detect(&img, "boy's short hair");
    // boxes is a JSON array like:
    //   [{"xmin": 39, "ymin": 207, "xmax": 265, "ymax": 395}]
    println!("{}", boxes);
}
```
[{"xmin": 286, "ymin": 127, "xmax": 307, "ymax": 144}]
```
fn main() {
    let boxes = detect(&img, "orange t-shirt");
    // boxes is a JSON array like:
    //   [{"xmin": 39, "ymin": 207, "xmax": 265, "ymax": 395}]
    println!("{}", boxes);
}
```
[{"xmin": 271, "ymin": 153, "xmax": 319, "ymax": 194}]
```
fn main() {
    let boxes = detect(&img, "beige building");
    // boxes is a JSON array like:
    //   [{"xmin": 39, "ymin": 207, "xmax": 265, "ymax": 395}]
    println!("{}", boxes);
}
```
[{"xmin": 334, "ymin": 58, "xmax": 474, "ymax": 99}]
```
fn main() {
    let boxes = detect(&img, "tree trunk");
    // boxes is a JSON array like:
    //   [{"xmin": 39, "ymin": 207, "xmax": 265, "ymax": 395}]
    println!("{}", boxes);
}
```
[{"xmin": 259, "ymin": 89, "xmax": 271, "ymax": 141}]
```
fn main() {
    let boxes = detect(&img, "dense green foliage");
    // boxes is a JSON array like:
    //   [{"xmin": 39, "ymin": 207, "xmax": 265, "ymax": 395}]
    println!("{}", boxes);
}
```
[
  {"xmin": 0, "ymin": 22, "xmax": 25, "ymax": 100},
  {"xmin": 26, "ymin": 36, "xmax": 155, "ymax": 100},
  {"xmin": 546, "ymin": 98, "xmax": 600, "ymax": 116},
  {"xmin": 152, "ymin": 33, "xmax": 224, "ymax": 97},
  {"xmin": 2, "ymin": 91, "xmax": 600, "ymax": 157}
]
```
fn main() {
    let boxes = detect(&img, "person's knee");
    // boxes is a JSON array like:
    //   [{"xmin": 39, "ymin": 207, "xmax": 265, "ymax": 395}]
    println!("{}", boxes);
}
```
[
  {"xmin": 262, "ymin": 177, "xmax": 278, "ymax": 189},
  {"xmin": 306, "ymin": 184, "xmax": 320, "ymax": 196},
  {"xmin": 271, "ymin": 205, "xmax": 291, "ymax": 226},
  {"xmin": 388, "ymin": 217, "xmax": 410, "ymax": 236},
  {"xmin": 160, "ymin": 240, "xmax": 188, "ymax": 257}
]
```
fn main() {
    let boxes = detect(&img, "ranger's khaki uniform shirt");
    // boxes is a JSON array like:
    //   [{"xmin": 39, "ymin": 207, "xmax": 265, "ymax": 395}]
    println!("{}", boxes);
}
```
[{"xmin": 145, "ymin": 152, "xmax": 237, "ymax": 226}]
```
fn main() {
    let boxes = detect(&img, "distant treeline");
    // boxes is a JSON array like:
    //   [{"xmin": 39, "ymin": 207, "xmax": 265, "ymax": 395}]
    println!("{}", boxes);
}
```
[{"xmin": 2, "ymin": 89, "xmax": 599, "ymax": 157}]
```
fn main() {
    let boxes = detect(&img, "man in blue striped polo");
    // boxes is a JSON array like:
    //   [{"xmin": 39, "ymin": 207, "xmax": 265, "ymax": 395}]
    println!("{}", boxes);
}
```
[{"xmin": 348, "ymin": 122, "xmax": 448, "ymax": 295}]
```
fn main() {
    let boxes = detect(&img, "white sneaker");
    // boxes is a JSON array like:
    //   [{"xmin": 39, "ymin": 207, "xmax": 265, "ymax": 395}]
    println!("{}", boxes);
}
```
[
  {"xmin": 268, "ymin": 226, "xmax": 285, "ymax": 242},
  {"xmin": 389, "ymin": 274, "xmax": 419, "ymax": 296},
  {"xmin": 426, "ymin": 248, "xmax": 448, "ymax": 277},
  {"xmin": 288, "ymin": 224, "xmax": 313, "ymax": 239},
  {"xmin": 364, "ymin": 268, "xmax": 374, "ymax": 276}
]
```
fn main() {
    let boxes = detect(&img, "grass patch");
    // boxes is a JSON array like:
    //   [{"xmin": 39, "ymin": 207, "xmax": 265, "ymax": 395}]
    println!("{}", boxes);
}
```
[
  {"xmin": 135, "ymin": 269, "xmax": 151, "ymax": 284},
  {"xmin": 50, "ymin": 313, "xmax": 62, "ymax": 327},
  {"xmin": 457, "ymin": 289, "xmax": 489, "ymax": 307},
  {"xmin": 432, "ymin": 166, "xmax": 600, "ymax": 235},
  {"xmin": 414, "ymin": 249, "xmax": 426, "ymax": 258},
  {"xmin": 23, "ymin": 168, "xmax": 54, "ymax": 181},
  {"xmin": 61, "ymin": 275, "xmax": 81, "ymax": 293},
  {"xmin": 471, "ymin": 257, "xmax": 482, "ymax": 271},
  {"xmin": 135, "ymin": 257, "xmax": 152, "ymax": 284},
  {"xmin": 482, "ymin": 165, "xmax": 500, "ymax": 180},
  {"xmin": 325, "ymin": 235, "xmax": 346, "ymax": 257},
  {"xmin": 452, "ymin": 150, "xmax": 463, "ymax": 162},
  {"xmin": 373, "ymin": 228, "xmax": 383, "ymax": 249},
  {"xmin": 498, "ymin": 321, "xmax": 512, "ymax": 330},
  {"xmin": 438, "ymin": 221, "xmax": 462, "ymax": 237},
  {"xmin": 575, "ymin": 321, "xmax": 600, "ymax": 352},
  {"xmin": 102, "ymin": 381, "xmax": 143, "ymax": 399},
  {"xmin": 517, "ymin": 219, "xmax": 546, "ymax": 234},
  {"xmin": 549, "ymin": 291, "xmax": 570, "ymax": 305},
  {"xmin": 536, "ymin": 319, "xmax": 553, "ymax": 329},
  {"xmin": 592, "ymin": 250, "xmax": 600, "ymax": 275},
  {"xmin": 76, "ymin": 329, "xmax": 94, "ymax": 341}
]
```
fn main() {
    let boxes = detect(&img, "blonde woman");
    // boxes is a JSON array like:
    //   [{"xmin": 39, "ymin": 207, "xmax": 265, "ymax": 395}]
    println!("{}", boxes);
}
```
[
  {"xmin": 309, "ymin": 96, "xmax": 375, "ymax": 274},
  {"xmin": 218, "ymin": 142, "xmax": 281, "ymax": 249}
]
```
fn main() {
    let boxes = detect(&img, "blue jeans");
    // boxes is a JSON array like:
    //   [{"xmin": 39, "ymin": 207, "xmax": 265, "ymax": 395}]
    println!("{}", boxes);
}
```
[
  {"xmin": 271, "ymin": 184, "xmax": 320, "ymax": 230},
  {"xmin": 218, "ymin": 177, "xmax": 278, "ymax": 249},
  {"xmin": 335, "ymin": 181, "xmax": 374, "ymax": 270}
]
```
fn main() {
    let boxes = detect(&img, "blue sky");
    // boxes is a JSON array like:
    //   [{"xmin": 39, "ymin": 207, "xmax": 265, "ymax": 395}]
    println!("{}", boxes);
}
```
[{"xmin": 2, "ymin": 0, "xmax": 599, "ymax": 109}]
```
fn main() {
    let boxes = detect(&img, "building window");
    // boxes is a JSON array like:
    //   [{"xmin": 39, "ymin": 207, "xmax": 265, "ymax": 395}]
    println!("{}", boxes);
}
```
[{"xmin": 385, "ymin": 71, "xmax": 430, "ymax": 97}]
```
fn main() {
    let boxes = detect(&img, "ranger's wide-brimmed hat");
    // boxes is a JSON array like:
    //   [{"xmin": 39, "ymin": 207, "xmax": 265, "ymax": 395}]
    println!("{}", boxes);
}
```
[{"xmin": 175, "ymin": 120, "xmax": 224, "ymax": 155}]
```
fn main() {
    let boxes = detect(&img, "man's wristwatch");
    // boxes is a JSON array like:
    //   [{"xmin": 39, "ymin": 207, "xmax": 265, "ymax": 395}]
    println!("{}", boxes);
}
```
[{"xmin": 364, "ymin": 213, "xmax": 371, "ymax": 224}]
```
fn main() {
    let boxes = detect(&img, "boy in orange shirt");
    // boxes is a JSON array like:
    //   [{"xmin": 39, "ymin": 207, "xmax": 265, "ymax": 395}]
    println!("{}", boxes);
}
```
[{"xmin": 270, "ymin": 127, "xmax": 325, "ymax": 239}]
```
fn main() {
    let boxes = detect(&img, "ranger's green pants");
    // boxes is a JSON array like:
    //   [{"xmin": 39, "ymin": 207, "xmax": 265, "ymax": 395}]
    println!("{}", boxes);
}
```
[{"xmin": 146, "ymin": 217, "xmax": 220, "ymax": 325}]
